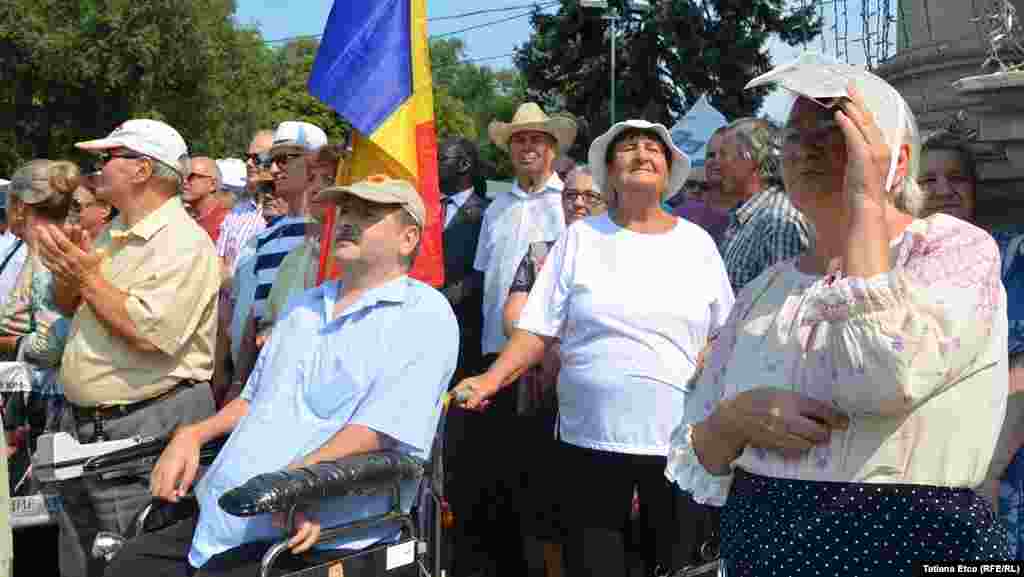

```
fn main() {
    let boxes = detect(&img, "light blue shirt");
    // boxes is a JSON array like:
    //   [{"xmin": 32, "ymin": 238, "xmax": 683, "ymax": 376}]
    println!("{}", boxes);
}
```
[
  {"xmin": 228, "ymin": 235, "xmax": 260, "ymax": 368},
  {"xmin": 189, "ymin": 276, "xmax": 459, "ymax": 568}
]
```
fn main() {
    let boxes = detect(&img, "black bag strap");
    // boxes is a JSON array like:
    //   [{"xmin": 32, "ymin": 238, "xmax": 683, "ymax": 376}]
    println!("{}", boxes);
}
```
[{"xmin": 0, "ymin": 240, "xmax": 23, "ymax": 275}]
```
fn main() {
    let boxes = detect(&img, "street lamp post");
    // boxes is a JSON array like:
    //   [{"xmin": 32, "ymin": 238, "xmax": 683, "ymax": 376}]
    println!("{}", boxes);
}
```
[
  {"xmin": 581, "ymin": 0, "xmax": 652, "ymax": 125},
  {"xmin": 604, "ymin": 7, "xmax": 620, "ymax": 124}
]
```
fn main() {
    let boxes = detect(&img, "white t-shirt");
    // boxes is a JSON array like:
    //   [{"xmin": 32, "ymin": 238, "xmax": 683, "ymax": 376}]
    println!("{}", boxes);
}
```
[
  {"xmin": 517, "ymin": 214, "xmax": 735, "ymax": 456},
  {"xmin": 474, "ymin": 173, "xmax": 565, "ymax": 355}
]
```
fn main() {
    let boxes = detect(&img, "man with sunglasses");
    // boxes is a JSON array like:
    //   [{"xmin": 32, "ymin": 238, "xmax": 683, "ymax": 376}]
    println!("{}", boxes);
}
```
[
  {"xmin": 183, "ymin": 156, "xmax": 230, "ymax": 244},
  {"xmin": 229, "ymin": 121, "xmax": 327, "ymax": 403},
  {"xmin": 219, "ymin": 131, "xmax": 272, "ymax": 278},
  {"xmin": 33, "ymin": 119, "xmax": 220, "ymax": 577}
]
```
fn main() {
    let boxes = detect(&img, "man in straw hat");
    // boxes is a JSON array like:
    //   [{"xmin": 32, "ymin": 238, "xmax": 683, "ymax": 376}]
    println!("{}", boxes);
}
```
[
  {"xmin": 450, "ymin": 103, "xmax": 574, "ymax": 575},
  {"xmin": 478, "ymin": 102, "xmax": 576, "ymax": 360},
  {"xmin": 108, "ymin": 175, "xmax": 457, "ymax": 576}
]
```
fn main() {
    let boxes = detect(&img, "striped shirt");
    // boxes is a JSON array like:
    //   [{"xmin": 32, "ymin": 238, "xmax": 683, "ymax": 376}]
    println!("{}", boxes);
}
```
[
  {"xmin": 216, "ymin": 199, "xmax": 266, "ymax": 272},
  {"xmin": 251, "ymin": 216, "xmax": 308, "ymax": 326},
  {"xmin": 717, "ymin": 186, "xmax": 812, "ymax": 292}
]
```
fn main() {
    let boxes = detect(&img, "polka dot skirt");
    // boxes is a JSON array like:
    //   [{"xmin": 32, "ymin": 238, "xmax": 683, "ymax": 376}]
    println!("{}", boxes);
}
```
[{"xmin": 719, "ymin": 469, "xmax": 1011, "ymax": 576}]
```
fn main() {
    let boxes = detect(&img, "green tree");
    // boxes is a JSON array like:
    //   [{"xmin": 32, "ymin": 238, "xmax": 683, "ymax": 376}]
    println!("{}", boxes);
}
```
[
  {"xmin": 269, "ymin": 38, "xmax": 350, "ymax": 146},
  {"xmin": 0, "ymin": 0, "xmax": 281, "ymax": 172},
  {"xmin": 429, "ymin": 38, "xmax": 530, "ymax": 180},
  {"xmin": 515, "ymin": 0, "xmax": 821, "ymax": 134},
  {"xmin": 434, "ymin": 86, "xmax": 478, "ymax": 140}
]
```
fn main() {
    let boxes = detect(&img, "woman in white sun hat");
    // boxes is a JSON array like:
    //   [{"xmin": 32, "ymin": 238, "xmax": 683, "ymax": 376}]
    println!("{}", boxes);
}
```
[
  {"xmin": 456, "ymin": 119, "xmax": 735, "ymax": 576},
  {"xmin": 666, "ymin": 52, "xmax": 1010, "ymax": 575}
]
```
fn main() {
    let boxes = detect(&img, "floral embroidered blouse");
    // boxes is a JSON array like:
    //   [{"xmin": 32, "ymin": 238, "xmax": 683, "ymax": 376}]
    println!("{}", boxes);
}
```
[{"xmin": 666, "ymin": 213, "xmax": 1008, "ymax": 505}]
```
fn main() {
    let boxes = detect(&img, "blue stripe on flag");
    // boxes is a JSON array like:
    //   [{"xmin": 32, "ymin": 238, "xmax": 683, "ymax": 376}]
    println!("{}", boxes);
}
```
[{"xmin": 308, "ymin": 0, "xmax": 413, "ymax": 135}]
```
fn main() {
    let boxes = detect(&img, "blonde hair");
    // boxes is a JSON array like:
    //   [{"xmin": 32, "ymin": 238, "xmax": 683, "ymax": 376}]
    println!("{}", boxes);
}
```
[{"xmin": 12, "ymin": 159, "xmax": 77, "ymax": 222}]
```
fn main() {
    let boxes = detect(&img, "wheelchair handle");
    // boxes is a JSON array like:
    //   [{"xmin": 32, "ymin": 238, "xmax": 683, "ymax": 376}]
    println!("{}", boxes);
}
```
[{"xmin": 82, "ymin": 435, "xmax": 227, "ymax": 475}]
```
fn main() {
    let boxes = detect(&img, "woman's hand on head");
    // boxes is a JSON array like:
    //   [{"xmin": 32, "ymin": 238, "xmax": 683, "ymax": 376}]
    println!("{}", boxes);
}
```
[
  {"xmin": 722, "ymin": 387, "xmax": 849, "ymax": 459},
  {"xmin": 835, "ymin": 84, "xmax": 891, "ymax": 213}
]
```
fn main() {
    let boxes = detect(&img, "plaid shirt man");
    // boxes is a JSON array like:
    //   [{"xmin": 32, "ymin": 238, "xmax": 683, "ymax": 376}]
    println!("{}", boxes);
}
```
[{"xmin": 718, "ymin": 186, "xmax": 812, "ymax": 292}]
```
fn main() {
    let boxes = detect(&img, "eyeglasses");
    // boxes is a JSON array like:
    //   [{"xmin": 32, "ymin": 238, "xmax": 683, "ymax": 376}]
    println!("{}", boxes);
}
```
[
  {"xmin": 246, "ymin": 152, "xmax": 273, "ymax": 168},
  {"xmin": 271, "ymin": 153, "xmax": 304, "ymax": 169},
  {"xmin": 96, "ymin": 151, "xmax": 145, "ymax": 165},
  {"xmin": 564, "ymin": 189, "xmax": 605, "ymax": 206}
]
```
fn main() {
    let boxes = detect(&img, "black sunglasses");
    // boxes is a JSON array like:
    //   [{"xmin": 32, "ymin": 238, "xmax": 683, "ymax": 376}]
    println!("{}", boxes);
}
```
[
  {"xmin": 271, "ymin": 153, "xmax": 304, "ymax": 168},
  {"xmin": 96, "ymin": 151, "xmax": 145, "ymax": 165},
  {"xmin": 245, "ymin": 152, "xmax": 276, "ymax": 171}
]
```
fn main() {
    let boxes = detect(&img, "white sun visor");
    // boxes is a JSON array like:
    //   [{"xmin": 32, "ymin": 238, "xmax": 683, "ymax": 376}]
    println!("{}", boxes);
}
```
[{"xmin": 746, "ymin": 51, "xmax": 918, "ymax": 192}]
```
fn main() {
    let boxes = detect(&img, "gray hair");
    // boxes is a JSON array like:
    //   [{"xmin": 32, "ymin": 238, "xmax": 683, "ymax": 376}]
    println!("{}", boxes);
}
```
[
  {"xmin": 395, "ymin": 207, "xmax": 422, "ymax": 271},
  {"xmin": 725, "ymin": 118, "xmax": 782, "ymax": 186},
  {"xmin": 565, "ymin": 164, "xmax": 607, "ymax": 202},
  {"xmin": 891, "ymin": 100, "xmax": 925, "ymax": 217},
  {"xmin": 152, "ymin": 156, "xmax": 184, "ymax": 194}
]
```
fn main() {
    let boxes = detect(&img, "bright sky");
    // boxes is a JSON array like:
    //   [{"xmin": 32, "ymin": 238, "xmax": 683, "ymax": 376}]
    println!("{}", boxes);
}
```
[{"xmin": 234, "ymin": 0, "xmax": 888, "ymax": 123}]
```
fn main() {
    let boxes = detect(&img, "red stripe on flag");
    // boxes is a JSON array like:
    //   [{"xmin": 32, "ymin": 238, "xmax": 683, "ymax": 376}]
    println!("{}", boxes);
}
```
[
  {"xmin": 317, "ymin": 204, "xmax": 336, "ymax": 285},
  {"xmin": 411, "ymin": 121, "xmax": 444, "ymax": 287}
]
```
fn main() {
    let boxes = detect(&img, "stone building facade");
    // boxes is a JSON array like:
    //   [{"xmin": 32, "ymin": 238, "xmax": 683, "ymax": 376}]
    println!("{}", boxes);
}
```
[{"xmin": 877, "ymin": 0, "xmax": 1023, "ymax": 227}]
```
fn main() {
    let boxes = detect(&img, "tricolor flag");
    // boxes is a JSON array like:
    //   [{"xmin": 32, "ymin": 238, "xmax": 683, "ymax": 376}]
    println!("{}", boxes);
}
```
[{"xmin": 309, "ymin": 0, "xmax": 443, "ymax": 287}]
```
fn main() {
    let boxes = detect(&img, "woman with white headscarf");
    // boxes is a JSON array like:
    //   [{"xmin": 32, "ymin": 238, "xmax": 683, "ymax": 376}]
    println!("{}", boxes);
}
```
[
  {"xmin": 666, "ymin": 54, "xmax": 1010, "ymax": 574},
  {"xmin": 456, "ymin": 120, "xmax": 734, "ymax": 576}
]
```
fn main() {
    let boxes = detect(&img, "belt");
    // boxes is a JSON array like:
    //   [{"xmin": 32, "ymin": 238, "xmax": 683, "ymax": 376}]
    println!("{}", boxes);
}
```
[{"xmin": 73, "ymin": 379, "xmax": 200, "ymax": 422}]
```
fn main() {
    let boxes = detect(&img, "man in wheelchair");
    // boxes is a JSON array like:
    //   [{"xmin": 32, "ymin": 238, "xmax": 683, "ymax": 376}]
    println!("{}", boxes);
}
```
[{"xmin": 105, "ymin": 177, "xmax": 458, "ymax": 576}]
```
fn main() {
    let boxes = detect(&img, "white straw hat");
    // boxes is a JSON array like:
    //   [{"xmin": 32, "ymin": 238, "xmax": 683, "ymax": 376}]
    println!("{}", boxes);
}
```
[
  {"xmin": 588, "ymin": 119, "xmax": 691, "ymax": 198},
  {"xmin": 488, "ymin": 103, "xmax": 578, "ymax": 153}
]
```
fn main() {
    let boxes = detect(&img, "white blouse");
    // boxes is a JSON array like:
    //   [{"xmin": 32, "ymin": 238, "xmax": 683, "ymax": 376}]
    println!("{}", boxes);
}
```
[
  {"xmin": 666, "ymin": 213, "xmax": 1008, "ymax": 505},
  {"xmin": 518, "ymin": 215, "xmax": 734, "ymax": 456}
]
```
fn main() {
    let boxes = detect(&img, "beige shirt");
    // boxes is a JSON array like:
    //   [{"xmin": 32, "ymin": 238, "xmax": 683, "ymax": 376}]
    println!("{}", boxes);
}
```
[{"xmin": 60, "ymin": 197, "xmax": 220, "ymax": 406}]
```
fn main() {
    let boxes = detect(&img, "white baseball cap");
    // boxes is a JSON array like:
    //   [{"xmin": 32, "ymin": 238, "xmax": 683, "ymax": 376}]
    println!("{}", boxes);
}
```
[
  {"xmin": 270, "ymin": 121, "xmax": 328, "ymax": 155},
  {"xmin": 216, "ymin": 158, "xmax": 247, "ymax": 191},
  {"xmin": 588, "ymin": 119, "xmax": 691, "ymax": 199},
  {"xmin": 76, "ymin": 119, "xmax": 189, "ymax": 176}
]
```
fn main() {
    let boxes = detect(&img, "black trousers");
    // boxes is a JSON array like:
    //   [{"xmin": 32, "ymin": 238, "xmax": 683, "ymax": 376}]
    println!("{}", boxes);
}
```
[
  {"xmin": 444, "ymin": 354, "xmax": 527, "ymax": 577},
  {"xmin": 103, "ymin": 516, "xmax": 351, "ymax": 577},
  {"xmin": 557, "ymin": 442, "xmax": 716, "ymax": 577}
]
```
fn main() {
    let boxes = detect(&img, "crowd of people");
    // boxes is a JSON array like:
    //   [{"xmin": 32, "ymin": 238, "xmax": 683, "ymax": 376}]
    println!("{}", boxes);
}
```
[{"xmin": 0, "ymin": 52, "xmax": 1017, "ymax": 577}]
